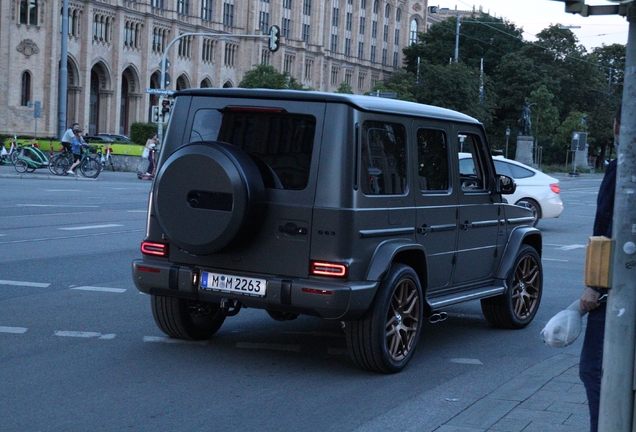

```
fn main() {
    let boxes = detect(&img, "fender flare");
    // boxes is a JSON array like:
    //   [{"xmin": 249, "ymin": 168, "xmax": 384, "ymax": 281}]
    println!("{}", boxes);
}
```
[
  {"xmin": 495, "ymin": 226, "xmax": 542, "ymax": 281},
  {"xmin": 366, "ymin": 239, "xmax": 427, "ymax": 285}
]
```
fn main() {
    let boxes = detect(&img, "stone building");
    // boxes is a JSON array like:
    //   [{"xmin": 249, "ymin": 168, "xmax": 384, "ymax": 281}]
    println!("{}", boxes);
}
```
[{"xmin": 0, "ymin": 0, "xmax": 429, "ymax": 138}]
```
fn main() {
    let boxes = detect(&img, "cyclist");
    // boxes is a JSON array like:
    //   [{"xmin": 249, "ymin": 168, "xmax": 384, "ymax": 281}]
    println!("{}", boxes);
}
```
[
  {"xmin": 61, "ymin": 123, "xmax": 80, "ymax": 152},
  {"xmin": 67, "ymin": 129, "xmax": 84, "ymax": 175}
]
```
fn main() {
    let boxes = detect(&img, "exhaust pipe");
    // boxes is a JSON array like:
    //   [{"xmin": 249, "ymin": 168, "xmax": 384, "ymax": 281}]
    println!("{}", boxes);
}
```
[
  {"xmin": 220, "ymin": 298, "xmax": 242, "ymax": 316},
  {"xmin": 429, "ymin": 311, "xmax": 448, "ymax": 324}
]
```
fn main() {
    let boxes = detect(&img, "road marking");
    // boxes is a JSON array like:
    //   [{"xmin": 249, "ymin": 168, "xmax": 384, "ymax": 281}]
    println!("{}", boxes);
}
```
[
  {"xmin": 543, "ymin": 258, "xmax": 569, "ymax": 262},
  {"xmin": 450, "ymin": 358, "xmax": 483, "ymax": 365},
  {"xmin": 127, "ymin": 210, "xmax": 147, "ymax": 213},
  {"xmin": 0, "ymin": 229, "xmax": 145, "ymax": 245},
  {"xmin": 71, "ymin": 286, "xmax": 126, "ymax": 293},
  {"xmin": 44, "ymin": 189, "xmax": 80, "ymax": 192},
  {"xmin": 236, "ymin": 342, "xmax": 302, "ymax": 352},
  {"xmin": 54, "ymin": 331, "xmax": 116, "ymax": 339},
  {"xmin": 17, "ymin": 204, "xmax": 98, "ymax": 208},
  {"xmin": 545, "ymin": 243, "xmax": 587, "ymax": 250},
  {"xmin": 143, "ymin": 336, "xmax": 208, "ymax": 345},
  {"xmin": 0, "ymin": 279, "xmax": 50, "ymax": 288},
  {"xmin": 0, "ymin": 326, "xmax": 28, "ymax": 334},
  {"xmin": 59, "ymin": 224, "xmax": 124, "ymax": 231}
]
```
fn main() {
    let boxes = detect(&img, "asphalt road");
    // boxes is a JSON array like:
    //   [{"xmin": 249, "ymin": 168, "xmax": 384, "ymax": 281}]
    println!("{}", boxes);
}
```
[{"xmin": 0, "ymin": 166, "xmax": 602, "ymax": 431}]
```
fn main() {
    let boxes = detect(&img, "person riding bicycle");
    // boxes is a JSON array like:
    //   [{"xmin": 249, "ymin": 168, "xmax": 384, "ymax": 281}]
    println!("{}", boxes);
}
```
[{"xmin": 61, "ymin": 123, "xmax": 80, "ymax": 152}]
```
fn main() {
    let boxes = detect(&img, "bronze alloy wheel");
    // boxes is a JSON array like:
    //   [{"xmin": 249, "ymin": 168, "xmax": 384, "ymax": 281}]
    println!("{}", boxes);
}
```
[
  {"xmin": 511, "ymin": 252, "xmax": 541, "ymax": 320},
  {"xmin": 386, "ymin": 278, "xmax": 421, "ymax": 362}
]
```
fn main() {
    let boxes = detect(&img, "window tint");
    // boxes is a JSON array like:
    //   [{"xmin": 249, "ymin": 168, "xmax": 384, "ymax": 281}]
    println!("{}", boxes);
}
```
[
  {"xmin": 361, "ymin": 121, "xmax": 407, "ymax": 195},
  {"xmin": 493, "ymin": 160, "xmax": 512, "ymax": 177},
  {"xmin": 508, "ymin": 162, "xmax": 534, "ymax": 179},
  {"xmin": 190, "ymin": 108, "xmax": 316, "ymax": 190},
  {"xmin": 458, "ymin": 133, "xmax": 489, "ymax": 192},
  {"xmin": 417, "ymin": 128, "xmax": 449, "ymax": 191}
]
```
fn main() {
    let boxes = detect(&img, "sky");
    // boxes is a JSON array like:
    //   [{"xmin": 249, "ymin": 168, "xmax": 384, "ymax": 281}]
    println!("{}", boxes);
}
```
[{"xmin": 432, "ymin": 0, "xmax": 630, "ymax": 51}]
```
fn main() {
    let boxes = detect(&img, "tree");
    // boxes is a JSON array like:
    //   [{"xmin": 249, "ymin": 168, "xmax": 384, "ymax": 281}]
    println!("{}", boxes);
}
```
[
  {"xmin": 553, "ymin": 110, "xmax": 588, "ymax": 166},
  {"xmin": 239, "ymin": 64, "xmax": 308, "ymax": 90},
  {"xmin": 336, "ymin": 82, "xmax": 354, "ymax": 94},
  {"xmin": 369, "ymin": 69, "xmax": 416, "ymax": 101}
]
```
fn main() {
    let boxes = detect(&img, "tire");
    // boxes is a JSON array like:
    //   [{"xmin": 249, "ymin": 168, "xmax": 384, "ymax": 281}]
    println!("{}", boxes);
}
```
[
  {"xmin": 345, "ymin": 263, "xmax": 424, "ymax": 373},
  {"xmin": 151, "ymin": 295, "xmax": 226, "ymax": 340},
  {"xmin": 48, "ymin": 154, "xmax": 61, "ymax": 174},
  {"xmin": 80, "ymin": 156, "xmax": 100, "ymax": 178},
  {"xmin": 10, "ymin": 150, "xmax": 19, "ymax": 164},
  {"xmin": 153, "ymin": 141, "xmax": 265, "ymax": 255},
  {"xmin": 481, "ymin": 244, "xmax": 543, "ymax": 329},
  {"xmin": 14, "ymin": 159, "xmax": 27, "ymax": 173},
  {"xmin": 515, "ymin": 198, "xmax": 541, "ymax": 227},
  {"xmin": 26, "ymin": 165, "xmax": 36, "ymax": 173}
]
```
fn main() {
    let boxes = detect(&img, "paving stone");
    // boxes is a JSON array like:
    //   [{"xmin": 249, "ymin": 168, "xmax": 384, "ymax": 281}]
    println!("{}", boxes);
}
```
[
  {"xmin": 487, "ymin": 417, "xmax": 530, "ymax": 432},
  {"xmin": 446, "ymin": 398, "xmax": 519, "ymax": 429}
]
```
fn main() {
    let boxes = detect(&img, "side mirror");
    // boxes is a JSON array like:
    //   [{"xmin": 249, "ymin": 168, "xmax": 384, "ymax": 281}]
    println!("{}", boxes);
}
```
[{"xmin": 496, "ymin": 174, "xmax": 516, "ymax": 195}]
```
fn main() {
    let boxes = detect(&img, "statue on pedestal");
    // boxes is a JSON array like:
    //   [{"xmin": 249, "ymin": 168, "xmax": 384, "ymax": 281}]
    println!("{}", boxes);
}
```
[{"xmin": 519, "ymin": 101, "xmax": 537, "ymax": 136}]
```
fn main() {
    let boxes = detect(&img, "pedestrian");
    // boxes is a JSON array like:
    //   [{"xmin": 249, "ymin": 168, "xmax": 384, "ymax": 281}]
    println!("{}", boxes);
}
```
[
  {"xmin": 67, "ymin": 128, "xmax": 84, "ymax": 175},
  {"xmin": 579, "ymin": 103, "xmax": 621, "ymax": 432},
  {"xmin": 144, "ymin": 133, "xmax": 159, "ymax": 175},
  {"xmin": 60, "ymin": 122, "xmax": 80, "ymax": 152}
]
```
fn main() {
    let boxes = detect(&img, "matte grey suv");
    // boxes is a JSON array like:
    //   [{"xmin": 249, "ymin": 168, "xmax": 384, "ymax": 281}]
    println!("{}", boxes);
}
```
[{"xmin": 132, "ymin": 89, "xmax": 542, "ymax": 373}]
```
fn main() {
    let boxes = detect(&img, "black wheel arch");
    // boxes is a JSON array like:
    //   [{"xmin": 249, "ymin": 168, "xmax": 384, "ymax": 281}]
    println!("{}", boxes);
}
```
[{"xmin": 496, "ymin": 226, "xmax": 542, "ymax": 283}]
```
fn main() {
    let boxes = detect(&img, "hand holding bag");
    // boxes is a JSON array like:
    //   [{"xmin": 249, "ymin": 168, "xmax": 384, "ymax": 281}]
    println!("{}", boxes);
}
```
[{"xmin": 540, "ymin": 300, "xmax": 587, "ymax": 348}]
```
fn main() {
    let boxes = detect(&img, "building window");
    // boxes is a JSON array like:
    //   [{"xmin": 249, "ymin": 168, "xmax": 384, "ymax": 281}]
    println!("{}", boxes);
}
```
[
  {"xmin": 346, "ymin": 12, "xmax": 352, "ymax": 31},
  {"xmin": 19, "ymin": 0, "xmax": 38, "ymax": 25},
  {"xmin": 345, "ymin": 38, "xmax": 351, "ymax": 57},
  {"xmin": 370, "ymin": 45, "xmax": 376, "ymax": 62},
  {"xmin": 330, "ymin": 34, "xmax": 338, "ymax": 53},
  {"xmin": 302, "ymin": 23, "xmax": 310, "ymax": 43},
  {"xmin": 393, "ymin": 51, "xmax": 398, "ymax": 68},
  {"xmin": 224, "ymin": 43, "xmax": 237, "ymax": 66},
  {"xmin": 382, "ymin": 48, "xmax": 387, "ymax": 65},
  {"xmin": 261, "ymin": 48, "xmax": 271, "ymax": 65},
  {"xmin": 153, "ymin": 27, "xmax": 168, "ymax": 53},
  {"xmin": 357, "ymin": 41, "xmax": 364, "ymax": 59},
  {"xmin": 223, "ymin": 2, "xmax": 234, "ymax": 27},
  {"xmin": 202, "ymin": 38, "xmax": 215, "ymax": 62},
  {"xmin": 409, "ymin": 19, "xmax": 418, "ymax": 45},
  {"xmin": 283, "ymin": 0, "xmax": 292, "ymax": 9},
  {"xmin": 21, "ymin": 71, "xmax": 31, "ymax": 106},
  {"xmin": 201, "ymin": 0, "xmax": 214, "ymax": 21},
  {"xmin": 345, "ymin": 70, "xmax": 352, "ymax": 86},
  {"xmin": 385, "ymin": 4, "xmax": 390, "ymax": 18},
  {"xmin": 178, "ymin": 0, "xmax": 189, "ymax": 15},
  {"xmin": 371, "ymin": 20, "xmax": 377, "ymax": 39},
  {"xmin": 178, "ymin": 33, "xmax": 192, "ymax": 58},
  {"xmin": 304, "ymin": 58, "xmax": 313, "ymax": 80},
  {"xmin": 259, "ymin": 11, "xmax": 269, "ymax": 33},
  {"xmin": 93, "ymin": 14, "xmax": 112, "ymax": 43},
  {"xmin": 361, "ymin": 0, "xmax": 366, "ymax": 9},
  {"xmin": 394, "ymin": 28, "xmax": 400, "ymax": 45},
  {"xmin": 282, "ymin": 18, "xmax": 291, "ymax": 38},
  {"xmin": 359, "ymin": 16, "xmax": 365, "ymax": 35},
  {"xmin": 383, "ymin": 23, "xmax": 388, "ymax": 42},
  {"xmin": 284, "ymin": 54, "xmax": 294, "ymax": 73},
  {"xmin": 330, "ymin": 66, "xmax": 339, "ymax": 86},
  {"xmin": 152, "ymin": 0, "xmax": 164, "ymax": 9},
  {"xmin": 396, "ymin": 8, "xmax": 401, "ymax": 22},
  {"xmin": 124, "ymin": 21, "xmax": 141, "ymax": 49},
  {"xmin": 303, "ymin": 0, "xmax": 311, "ymax": 15},
  {"xmin": 357, "ymin": 72, "xmax": 365, "ymax": 91},
  {"xmin": 372, "ymin": 0, "xmax": 378, "ymax": 14},
  {"xmin": 332, "ymin": 7, "xmax": 339, "ymax": 27}
]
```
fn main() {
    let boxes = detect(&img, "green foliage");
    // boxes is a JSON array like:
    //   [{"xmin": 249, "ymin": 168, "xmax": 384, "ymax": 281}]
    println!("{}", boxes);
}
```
[
  {"xmin": 239, "ymin": 64, "xmax": 309, "ymax": 90},
  {"xmin": 336, "ymin": 82, "xmax": 354, "ymax": 94},
  {"xmin": 369, "ymin": 70, "xmax": 416, "ymax": 102},
  {"xmin": 130, "ymin": 122, "xmax": 157, "ymax": 145}
]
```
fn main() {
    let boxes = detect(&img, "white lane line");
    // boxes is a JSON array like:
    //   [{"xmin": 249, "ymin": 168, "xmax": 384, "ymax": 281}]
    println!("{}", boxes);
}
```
[
  {"xmin": 450, "ymin": 358, "xmax": 483, "ymax": 365},
  {"xmin": 17, "ymin": 204, "xmax": 98, "ymax": 208},
  {"xmin": 71, "ymin": 286, "xmax": 126, "ymax": 293},
  {"xmin": 143, "ymin": 336, "xmax": 208, "ymax": 345},
  {"xmin": 59, "ymin": 224, "xmax": 123, "ymax": 231},
  {"xmin": 545, "ymin": 243, "xmax": 587, "ymax": 250},
  {"xmin": 44, "ymin": 189, "xmax": 80, "ymax": 192},
  {"xmin": 0, "ymin": 279, "xmax": 50, "ymax": 288},
  {"xmin": 543, "ymin": 258, "xmax": 569, "ymax": 262},
  {"xmin": 54, "ymin": 331, "xmax": 116, "ymax": 339},
  {"xmin": 127, "ymin": 210, "xmax": 147, "ymax": 213},
  {"xmin": 0, "ymin": 326, "xmax": 28, "ymax": 334},
  {"xmin": 236, "ymin": 342, "xmax": 302, "ymax": 352}
]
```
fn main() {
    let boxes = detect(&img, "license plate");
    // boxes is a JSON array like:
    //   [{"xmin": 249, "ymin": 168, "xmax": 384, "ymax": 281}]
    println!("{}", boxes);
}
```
[{"xmin": 200, "ymin": 271, "xmax": 266, "ymax": 297}]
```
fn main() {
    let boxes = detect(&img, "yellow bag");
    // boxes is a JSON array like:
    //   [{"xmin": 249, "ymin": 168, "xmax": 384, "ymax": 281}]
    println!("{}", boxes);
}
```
[{"xmin": 584, "ymin": 236, "xmax": 614, "ymax": 288}]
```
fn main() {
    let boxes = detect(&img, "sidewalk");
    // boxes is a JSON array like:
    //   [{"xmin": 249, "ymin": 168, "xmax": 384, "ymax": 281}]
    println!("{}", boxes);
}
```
[{"xmin": 435, "ymin": 353, "xmax": 588, "ymax": 432}]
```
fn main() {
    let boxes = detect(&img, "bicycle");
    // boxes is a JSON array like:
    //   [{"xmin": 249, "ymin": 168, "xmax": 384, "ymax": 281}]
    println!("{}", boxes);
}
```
[
  {"xmin": 78, "ymin": 144, "xmax": 101, "ymax": 178},
  {"xmin": 94, "ymin": 143, "xmax": 115, "ymax": 171},
  {"xmin": 1, "ymin": 136, "xmax": 24, "ymax": 165},
  {"xmin": 48, "ymin": 146, "xmax": 74, "ymax": 175}
]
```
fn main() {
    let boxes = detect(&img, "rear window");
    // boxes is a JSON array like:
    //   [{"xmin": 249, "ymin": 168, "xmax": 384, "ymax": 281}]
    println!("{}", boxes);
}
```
[
  {"xmin": 189, "ymin": 108, "xmax": 316, "ymax": 190},
  {"xmin": 494, "ymin": 160, "xmax": 534, "ymax": 179}
]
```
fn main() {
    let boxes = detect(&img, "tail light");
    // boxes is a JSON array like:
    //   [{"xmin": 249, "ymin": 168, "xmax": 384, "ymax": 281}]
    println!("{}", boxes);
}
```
[
  {"xmin": 141, "ymin": 241, "xmax": 168, "ymax": 257},
  {"xmin": 311, "ymin": 261, "xmax": 347, "ymax": 278},
  {"xmin": 550, "ymin": 183, "xmax": 560, "ymax": 194}
]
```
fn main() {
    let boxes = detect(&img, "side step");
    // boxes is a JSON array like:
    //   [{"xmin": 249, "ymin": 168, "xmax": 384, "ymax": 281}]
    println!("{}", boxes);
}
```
[{"xmin": 427, "ymin": 285, "xmax": 505, "ymax": 309}]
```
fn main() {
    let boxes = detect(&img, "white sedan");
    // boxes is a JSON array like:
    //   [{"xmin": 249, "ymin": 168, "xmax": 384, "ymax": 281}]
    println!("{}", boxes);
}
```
[{"xmin": 459, "ymin": 153, "xmax": 564, "ymax": 226}]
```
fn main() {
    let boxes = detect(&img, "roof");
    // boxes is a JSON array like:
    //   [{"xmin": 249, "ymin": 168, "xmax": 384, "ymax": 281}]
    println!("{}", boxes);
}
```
[{"xmin": 173, "ymin": 88, "xmax": 480, "ymax": 125}]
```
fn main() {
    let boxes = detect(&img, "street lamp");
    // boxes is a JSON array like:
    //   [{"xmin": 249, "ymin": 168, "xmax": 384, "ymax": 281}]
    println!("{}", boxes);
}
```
[{"xmin": 505, "ymin": 126, "xmax": 510, "ymax": 158}]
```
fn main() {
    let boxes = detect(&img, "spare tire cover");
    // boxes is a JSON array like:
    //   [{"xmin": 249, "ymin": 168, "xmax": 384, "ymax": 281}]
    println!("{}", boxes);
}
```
[{"xmin": 153, "ymin": 141, "xmax": 265, "ymax": 255}]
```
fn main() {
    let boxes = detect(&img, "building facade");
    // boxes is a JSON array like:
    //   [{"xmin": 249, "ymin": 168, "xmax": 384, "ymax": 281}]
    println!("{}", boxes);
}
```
[{"xmin": 1, "ymin": 0, "xmax": 429, "ymax": 138}]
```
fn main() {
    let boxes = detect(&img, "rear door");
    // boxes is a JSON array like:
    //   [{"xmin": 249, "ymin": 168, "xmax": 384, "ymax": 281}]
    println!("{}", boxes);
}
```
[{"xmin": 413, "ymin": 120, "xmax": 458, "ymax": 291}]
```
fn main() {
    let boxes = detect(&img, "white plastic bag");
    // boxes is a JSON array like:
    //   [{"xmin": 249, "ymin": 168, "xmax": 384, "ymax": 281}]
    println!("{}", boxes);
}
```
[
  {"xmin": 540, "ymin": 300, "xmax": 587, "ymax": 348},
  {"xmin": 142, "ymin": 147, "xmax": 150, "ymax": 158}
]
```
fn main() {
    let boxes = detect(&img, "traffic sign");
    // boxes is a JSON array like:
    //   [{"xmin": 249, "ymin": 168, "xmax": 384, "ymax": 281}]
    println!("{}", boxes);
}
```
[{"xmin": 146, "ymin": 88, "xmax": 172, "ymax": 95}]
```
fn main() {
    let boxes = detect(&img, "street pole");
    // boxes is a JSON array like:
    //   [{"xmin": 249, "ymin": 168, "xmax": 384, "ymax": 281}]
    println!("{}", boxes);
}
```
[
  {"xmin": 57, "ymin": 0, "xmax": 69, "ymax": 140},
  {"xmin": 599, "ymin": 6, "xmax": 636, "ymax": 431},
  {"xmin": 505, "ymin": 126, "xmax": 510, "ymax": 158},
  {"xmin": 454, "ymin": 11, "xmax": 460, "ymax": 62}
]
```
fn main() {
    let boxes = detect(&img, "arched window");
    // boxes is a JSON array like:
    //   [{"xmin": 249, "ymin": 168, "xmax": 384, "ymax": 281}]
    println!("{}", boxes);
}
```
[
  {"xmin": 21, "ymin": 71, "xmax": 31, "ymax": 106},
  {"xmin": 373, "ymin": 0, "xmax": 378, "ymax": 14},
  {"xmin": 20, "ymin": 0, "xmax": 38, "ymax": 25},
  {"xmin": 396, "ymin": 8, "xmax": 401, "ymax": 22},
  {"xmin": 385, "ymin": 4, "xmax": 390, "ymax": 19},
  {"xmin": 409, "ymin": 19, "xmax": 418, "ymax": 45},
  {"xmin": 360, "ymin": 0, "xmax": 366, "ymax": 9}
]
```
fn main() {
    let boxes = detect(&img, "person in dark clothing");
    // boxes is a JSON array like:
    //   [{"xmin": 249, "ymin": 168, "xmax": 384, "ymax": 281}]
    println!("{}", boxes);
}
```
[{"xmin": 579, "ymin": 104, "xmax": 621, "ymax": 432}]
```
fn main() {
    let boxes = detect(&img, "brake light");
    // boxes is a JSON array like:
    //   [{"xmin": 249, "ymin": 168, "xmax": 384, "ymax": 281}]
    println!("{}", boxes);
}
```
[
  {"xmin": 550, "ymin": 183, "xmax": 560, "ymax": 194},
  {"xmin": 302, "ymin": 288, "xmax": 333, "ymax": 295},
  {"xmin": 141, "ymin": 241, "xmax": 168, "ymax": 257},
  {"xmin": 137, "ymin": 266, "xmax": 161, "ymax": 273},
  {"xmin": 311, "ymin": 261, "xmax": 347, "ymax": 277}
]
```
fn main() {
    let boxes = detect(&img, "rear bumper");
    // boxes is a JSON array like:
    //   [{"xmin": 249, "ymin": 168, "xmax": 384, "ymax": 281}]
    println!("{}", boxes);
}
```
[{"xmin": 132, "ymin": 259, "xmax": 378, "ymax": 320}]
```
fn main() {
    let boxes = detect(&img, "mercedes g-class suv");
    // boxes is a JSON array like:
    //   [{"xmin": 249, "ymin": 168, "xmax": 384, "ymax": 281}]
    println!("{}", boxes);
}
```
[{"xmin": 132, "ymin": 89, "xmax": 542, "ymax": 373}]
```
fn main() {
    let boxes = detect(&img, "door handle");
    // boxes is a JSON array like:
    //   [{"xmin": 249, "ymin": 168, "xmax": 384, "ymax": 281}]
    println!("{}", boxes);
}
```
[{"xmin": 279, "ymin": 223, "xmax": 307, "ymax": 235}]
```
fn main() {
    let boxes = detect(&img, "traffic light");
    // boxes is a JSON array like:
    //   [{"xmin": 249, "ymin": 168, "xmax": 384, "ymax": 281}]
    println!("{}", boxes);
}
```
[
  {"xmin": 268, "ymin": 25, "xmax": 280, "ymax": 52},
  {"xmin": 160, "ymin": 98, "xmax": 171, "ymax": 123},
  {"xmin": 151, "ymin": 105, "xmax": 160, "ymax": 123},
  {"xmin": 550, "ymin": 0, "xmax": 588, "ymax": 15}
]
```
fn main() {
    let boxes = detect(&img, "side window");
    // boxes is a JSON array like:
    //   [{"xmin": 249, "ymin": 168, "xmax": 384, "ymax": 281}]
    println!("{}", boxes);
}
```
[
  {"xmin": 458, "ymin": 133, "xmax": 489, "ymax": 192},
  {"xmin": 361, "ymin": 121, "xmax": 407, "ymax": 195},
  {"xmin": 508, "ymin": 163, "xmax": 534, "ymax": 179},
  {"xmin": 493, "ymin": 160, "xmax": 512, "ymax": 177},
  {"xmin": 417, "ymin": 128, "xmax": 449, "ymax": 192}
]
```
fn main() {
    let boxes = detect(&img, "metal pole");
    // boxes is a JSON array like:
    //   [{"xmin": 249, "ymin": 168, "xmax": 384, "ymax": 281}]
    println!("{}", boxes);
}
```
[
  {"xmin": 454, "ymin": 11, "xmax": 460, "ymax": 62},
  {"xmin": 57, "ymin": 0, "xmax": 69, "ymax": 140},
  {"xmin": 598, "ymin": 8, "xmax": 636, "ymax": 432}
]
